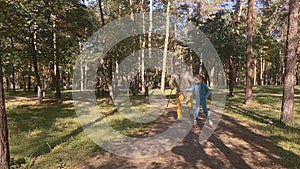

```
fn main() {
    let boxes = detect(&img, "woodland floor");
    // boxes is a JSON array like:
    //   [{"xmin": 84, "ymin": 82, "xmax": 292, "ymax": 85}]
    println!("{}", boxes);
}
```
[{"xmin": 72, "ymin": 101, "xmax": 292, "ymax": 169}]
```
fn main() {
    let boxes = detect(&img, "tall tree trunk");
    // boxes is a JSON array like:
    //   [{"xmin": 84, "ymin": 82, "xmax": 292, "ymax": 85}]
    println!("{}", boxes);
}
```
[
  {"xmin": 297, "ymin": 63, "xmax": 299, "ymax": 85},
  {"xmin": 244, "ymin": 0, "xmax": 255, "ymax": 105},
  {"xmin": 260, "ymin": 56, "xmax": 264, "ymax": 85},
  {"xmin": 0, "ymin": 41, "xmax": 10, "ymax": 168},
  {"xmin": 230, "ymin": 0, "xmax": 244, "ymax": 93},
  {"xmin": 172, "ymin": 12, "xmax": 178, "ymax": 75},
  {"xmin": 32, "ymin": 22, "xmax": 42, "ymax": 104},
  {"xmin": 233, "ymin": 0, "xmax": 245, "ymax": 23},
  {"xmin": 209, "ymin": 66, "xmax": 215, "ymax": 87},
  {"xmin": 229, "ymin": 56, "xmax": 235, "ymax": 96},
  {"xmin": 148, "ymin": 0, "xmax": 153, "ymax": 59},
  {"xmin": 27, "ymin": 61, "xmax": 32, "ymax": 92},
  {"xmin": 5, "ymin": 77, "xmax": 9, "ymax": 92},
  {"xmin": 160, "ymin": 0, "xmax": 171, "ymax": 93},
  {"xmin": 280, "ymin": 29, "xmax": 286, "ymax": 85},
  {"xmin": 10, "ymin": 37, "xmax": 15, "ymax": 91},
  {"xmin": 78, "ymin": 41, "xmax": 85, "ymax": 91},
  {"xmin": 129, "ymin": 0, "xmax": 136, "ymax": 61},
  {"xmin": 51, "ymin": 13, "xmax": 61, "ymax": 98},
  {"xmin": 98, "ymin": 0, "xmax": 105, "ymax": 26},
  {"xmin": 146, "ymin": 0, "xmax": 153, "ymax": 92},
  {"xmin": 84, "ymin": 61, "xmax": 88, "ymax": 90},
  {"xmin": 80, "ymin": 57, "xmax": 85, "ymax": 91},
  {"xmin": 130, "ymin": 0, "xmax": 134, "ymax": 20},
  {"xmin": 12, "ymin": 65, "xmax": 15, "ymax": 91},
  {"xmin": 281, "ymin": 0, "xmax": 299, "ymax": 124},
  {"xmin": 140, "ymin": 0, "xmax": 145, "ymax": 92},
  {"xmin": 199, "ymin": 54, "xmax": 203, "ymax": 75},
  {"xmin": 108, "ymin": 59, "xmax": 114, "ymax": 101},
  {"xmin": 196, "ymin": 0, "xmax": 202, "ymax": 23},
  {"xmin": 254, "ymin": 58, "xmax": 257, "ymax": 85},
  {"xmin": 23, "ymin": 75, "xmax": 26, "ymax": 92}
]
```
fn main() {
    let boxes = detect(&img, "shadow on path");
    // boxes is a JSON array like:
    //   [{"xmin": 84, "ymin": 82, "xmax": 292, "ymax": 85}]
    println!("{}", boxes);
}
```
[{"xmin": 73, "ymin": 104, "xmax": 299, "ymax": 169}]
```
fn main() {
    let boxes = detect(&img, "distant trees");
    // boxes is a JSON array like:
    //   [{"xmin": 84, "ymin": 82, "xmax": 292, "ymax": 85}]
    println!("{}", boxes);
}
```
[
  {"xmin": 0, "ymin": 0, "xmax": 97, "ymax": 102},
  {"xmin": 0, "ymin": 0, "xmax": 298, "ymax": 122}
]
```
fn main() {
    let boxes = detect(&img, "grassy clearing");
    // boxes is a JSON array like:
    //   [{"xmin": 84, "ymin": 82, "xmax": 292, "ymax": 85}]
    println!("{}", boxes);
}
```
[
  {"xmin": 7, "ymin": 91, "xmax": 156, "ymax": 168},
  {"xmin": 6, "ymin": 95, "xmax": 99, "ymax": 168},
  {"xmin": 224, "ymin": 85, "xmax": 300, "ymax": 168},
  {"xmin": 6, "ymin": 86, "xmax": 300, "ymax": 168}
]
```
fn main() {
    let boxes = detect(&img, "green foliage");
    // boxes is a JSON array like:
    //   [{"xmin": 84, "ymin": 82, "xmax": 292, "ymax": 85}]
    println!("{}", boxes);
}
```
[
  {"xmin": 0, "ymin": 0, "xmax": 100, "ymax": 91},
  {"xmin": 199, "ymin": 10, "xmax": 246, "ymax": 82}
]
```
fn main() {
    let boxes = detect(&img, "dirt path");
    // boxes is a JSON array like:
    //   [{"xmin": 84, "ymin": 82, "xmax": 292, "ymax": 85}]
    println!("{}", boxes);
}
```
[{"xmin": 72, "ymin": 103, "xmax": 289, "ymax": 169}]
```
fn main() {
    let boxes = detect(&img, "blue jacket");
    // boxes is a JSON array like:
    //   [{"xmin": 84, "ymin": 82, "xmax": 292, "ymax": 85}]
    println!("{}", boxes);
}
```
[{"xmin": 185, "ymin": 82, "xmax": 211, "ymax": 104}]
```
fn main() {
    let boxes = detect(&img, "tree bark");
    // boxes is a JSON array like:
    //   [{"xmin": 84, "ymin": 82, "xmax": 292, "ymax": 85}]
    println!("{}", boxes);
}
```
[
  {"xmin": 27, "ymin": 61, "xmax": 32, "ymax": 92},
  {"xmin": 244, "ymin": 0, "xmax": 255, "ymax": 105},
  {"xmin": 140, "ymin": 0, "xmax": 146, "ymax": 92},
  {"xmin": 233, "ymin": 0, "xmax": 245, "ymax": 23},
  {"xmin": 280, "ymin": 29, "xmax": 286, "ymax": 85},
  {"xmin": 229, "ymin": 56, "xmax": 235, "ymax": 96},
  {"xmin": 10, "ymin": 37, "xmax": 15, "ymax": 91},
  {"xmin": 23, "ymin": 75, "xmax": 26, "ymax": 92},
  {"xmin": 84, "ymin": 61, "xmax": 88, "ymax": 90},
  {"xmin": 0, "ymin": 41, "xmax": 10, "ymax": 168},
  {"xmin": 32, "ymin": 22, "xmax": 43, "ymax": 104},
  {"xmin": 5, "ymin": 77, "xmax": 9, "ymax": 92},
  {"xmin": 108, "ymin": 59, "xmax": 114, "ymax": 101},
  {"xmin": 281, "ymin": 0, "xmax": 299, "ymax": 124},
  {"xmin": 80, "ymin": 57, "xmax": 85, "ymax": 91},
  {"xmin": 260, "ymin": 56, "xmax": 264, "ymax": 85},
  {"xmin": 98, "ymin": 0, "xmax": 105, "ymax": 26},
  {"xmin": 196, "ymin": 0, "xmax": 202, "ymax": 22},
  {"xmin": 254, "ymin": 58, "xmax": 257, "ymax": 85},
  {"xmin": 230, "ymin": 0, "xmax": 244, "ymax": 94},
  {"xmin": 12, "ymin": 65, "xmax": 15, "ymax": 91},
  {"xmin": 130, "ymin": 0, "xmax": 134, "ymax": 20},
  {"xmin": 51, "ymin": 13, "xmax": 61, "ymax": 98},
  {"xmin": 148, "ymin": 0, "xmax": 153, "ymax": 59},
  {"xmin": 160, "ymin": 0, "xmax": 171, "ymax": 93}
]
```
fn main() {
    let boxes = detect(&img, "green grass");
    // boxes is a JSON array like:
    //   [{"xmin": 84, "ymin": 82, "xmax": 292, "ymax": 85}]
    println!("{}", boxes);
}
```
[
  {"xmin": 234, "ymin": 85, "xmax": 300, "ymax": 95},
  {"xmin": 6, "ymin": 86, "xmax": 300, "ymax": 168},
  {"xmin": 7, "ymin": 96, "xmax": 99, "ymax": 168},
  {"xmin": 224, "ymin": 85, "xmax": 300, "ymax": 168},
  {"xmin": 7, "ymin": 92, "xmax": 156, "ymax": 168}
]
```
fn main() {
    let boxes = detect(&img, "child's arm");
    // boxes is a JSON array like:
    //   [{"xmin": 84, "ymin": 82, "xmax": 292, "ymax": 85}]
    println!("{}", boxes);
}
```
[
  {"xmin": 204, "ymin": 83, "xmax": 211, "ymax": 98},
  {"xmin": 183, "ymin": 85, "xmax": 195, "ymax": 92}
]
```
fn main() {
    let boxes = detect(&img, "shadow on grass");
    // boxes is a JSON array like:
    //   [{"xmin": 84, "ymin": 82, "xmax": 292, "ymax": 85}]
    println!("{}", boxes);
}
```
[
  {"xmin": 32, "ymin": 126, "xmax": 84, "ymax": 157},
  {"xmin": 31, "ymin": 115, "xmax": 108, "ymax": 158},
  {"xmin": 227, "ymin": 103, "xmax": 300, "ymax": 134},
  {"xmin": 8, "ymin": 100, "xmax": 75, "ymax": 132},
  {"xmin": 225, "ymin": 102, "xmax": 300, "ymax": 168}
]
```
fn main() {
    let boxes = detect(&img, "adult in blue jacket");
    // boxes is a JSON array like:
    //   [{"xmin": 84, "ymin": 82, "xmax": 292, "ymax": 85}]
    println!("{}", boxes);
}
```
[{"xmin": 184, "ymin": 74, "xmax": 211, "ymax": 127}]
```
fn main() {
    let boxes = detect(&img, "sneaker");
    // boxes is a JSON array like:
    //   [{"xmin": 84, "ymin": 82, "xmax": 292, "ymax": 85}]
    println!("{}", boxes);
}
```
[
  {"xmin": 193, "ymin": 119, "xmax": 197, "ymax": 126},
  {"xmin": 175, "ymin": 119, "xmax": 182, "ymax": 123},
  {"xmin": 208, "ymin": 119, "xmax": 213, "ymax": 126}
]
